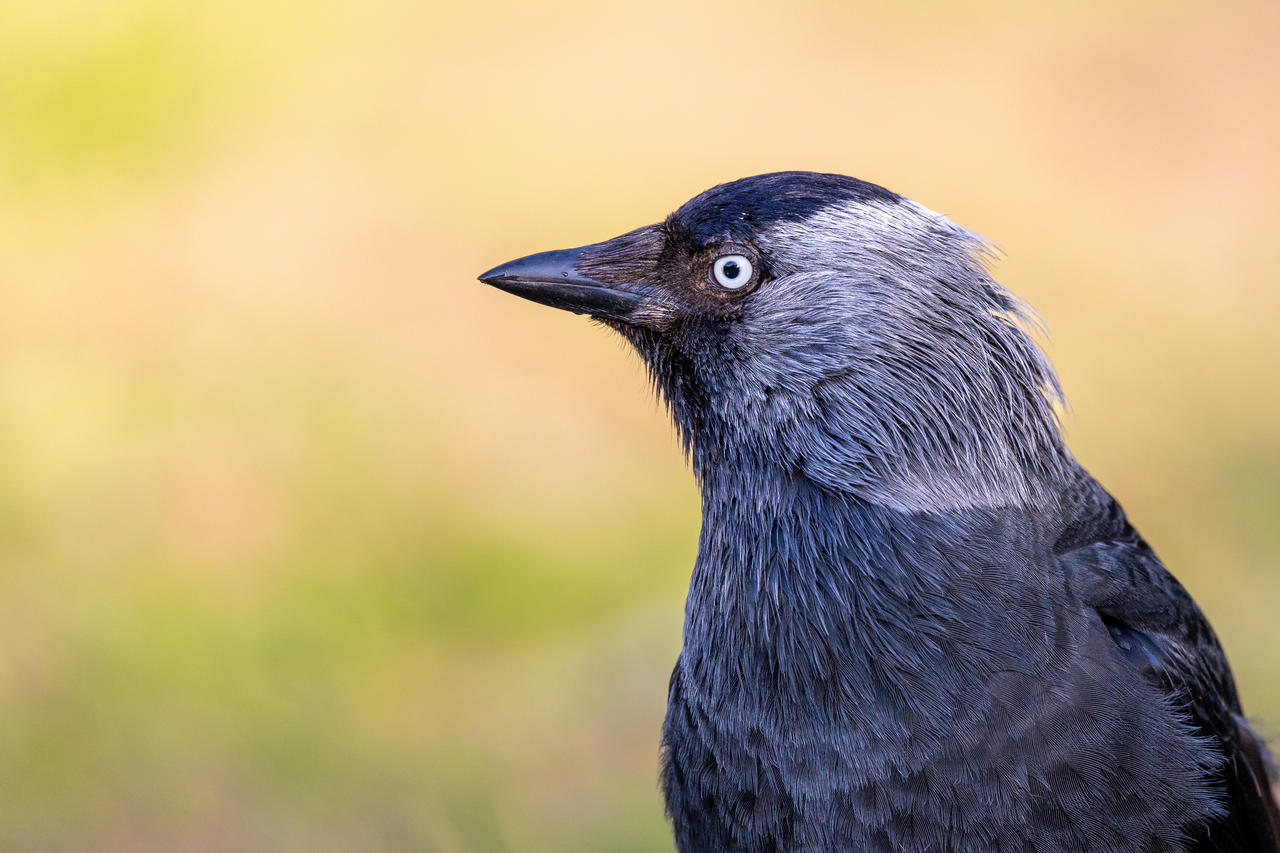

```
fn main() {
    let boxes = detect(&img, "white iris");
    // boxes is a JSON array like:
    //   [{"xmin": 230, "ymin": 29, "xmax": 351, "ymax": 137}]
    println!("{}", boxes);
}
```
[{"xmin": 712, "ymin": 255, "xmax": 753, "ymax": 290}]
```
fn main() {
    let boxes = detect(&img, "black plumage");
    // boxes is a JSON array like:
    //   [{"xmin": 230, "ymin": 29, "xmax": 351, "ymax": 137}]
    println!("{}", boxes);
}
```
[{"xmin": 479, "ymin": 172, "xmax": 1280, "ymax": 851}]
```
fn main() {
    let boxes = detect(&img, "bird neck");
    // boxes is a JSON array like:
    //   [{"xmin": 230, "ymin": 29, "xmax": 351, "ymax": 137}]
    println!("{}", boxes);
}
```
[
  {"xmin": 680, "ymin": 462, "xmax": 1053, "ymax": 725},
  {"xmin": 620, "ymin": 295, "xmax": 1076, "ymax": 515}
]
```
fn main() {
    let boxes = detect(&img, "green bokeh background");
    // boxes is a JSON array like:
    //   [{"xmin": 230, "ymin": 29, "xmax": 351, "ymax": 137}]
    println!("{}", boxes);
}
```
[{"xmin": 1, "ymin": 1, "xmax": 1277, "ymax": 850}]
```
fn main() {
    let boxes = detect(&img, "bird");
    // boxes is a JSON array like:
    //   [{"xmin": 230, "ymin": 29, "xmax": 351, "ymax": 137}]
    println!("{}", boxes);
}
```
[{"xmin": 478, "ymin": 171, "xmax": 1280, "ymax": 852}]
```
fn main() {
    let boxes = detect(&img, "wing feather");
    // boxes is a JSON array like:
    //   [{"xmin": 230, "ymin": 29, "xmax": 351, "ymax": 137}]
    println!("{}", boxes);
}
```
[{"xmin": 1057, "ymin": 479, "xmax": 1280, "ymax": 851}]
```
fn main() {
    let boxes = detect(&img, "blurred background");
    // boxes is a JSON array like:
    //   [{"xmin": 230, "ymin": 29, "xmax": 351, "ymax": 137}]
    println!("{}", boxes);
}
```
[{"xmin": 1, "ymin": 0, "xmax": 1277, "ymax": 850}]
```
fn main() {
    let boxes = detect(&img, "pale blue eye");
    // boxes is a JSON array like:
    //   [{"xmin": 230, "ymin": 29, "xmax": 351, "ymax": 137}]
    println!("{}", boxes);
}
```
[{"xmin": 712, "ymin": 254, "xmax": 753, "ymax": 290}]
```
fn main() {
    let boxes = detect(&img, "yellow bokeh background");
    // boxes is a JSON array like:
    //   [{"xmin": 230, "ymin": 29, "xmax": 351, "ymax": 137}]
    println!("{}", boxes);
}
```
[{"xmin": 1, "ymin": 1, "xmax": 1277, "ymax": 850}]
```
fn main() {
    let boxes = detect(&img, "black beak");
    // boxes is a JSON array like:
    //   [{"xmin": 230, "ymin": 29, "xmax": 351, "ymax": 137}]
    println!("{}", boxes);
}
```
[{"xmin": 478, "ymin": 246, "xmax": 645, "ymax": 322}]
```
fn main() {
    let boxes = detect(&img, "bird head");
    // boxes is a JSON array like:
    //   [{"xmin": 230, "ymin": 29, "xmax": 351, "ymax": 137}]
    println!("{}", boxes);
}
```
[{"xmin": 480, "ymin": 172, "xmax": 1073, "ymax": 513}]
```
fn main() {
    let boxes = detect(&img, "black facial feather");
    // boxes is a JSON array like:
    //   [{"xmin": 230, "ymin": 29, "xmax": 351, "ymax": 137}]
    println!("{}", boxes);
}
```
[
  {"xmin": 670, "ymin": 171, "xmax": 901, "ymax": 244},
  {"xmin": 577, "ymin": 224, "xmax": 665, "ymax": 285}
]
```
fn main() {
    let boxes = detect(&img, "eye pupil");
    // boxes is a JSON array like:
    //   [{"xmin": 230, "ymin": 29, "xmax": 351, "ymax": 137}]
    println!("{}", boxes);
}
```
[{"xmin": 722, "ymin": 261, "xmax": 740, "ymax": 279}]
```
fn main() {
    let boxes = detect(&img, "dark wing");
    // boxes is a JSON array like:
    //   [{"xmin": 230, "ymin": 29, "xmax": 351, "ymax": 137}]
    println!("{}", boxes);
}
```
[{"xmin": 1056, "ymin": 478, "xmax": 1280, "ymax": 852}]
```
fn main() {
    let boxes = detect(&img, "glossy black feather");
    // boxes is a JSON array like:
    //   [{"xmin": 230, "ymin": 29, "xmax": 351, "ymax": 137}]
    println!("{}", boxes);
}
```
[
  {"xmin": 671, "ymin": 171, "xmax": 900, "ymax": 244},
  {"xmin": 659, "ymin": 469, "xmax": 1274, "ymax": 851}
]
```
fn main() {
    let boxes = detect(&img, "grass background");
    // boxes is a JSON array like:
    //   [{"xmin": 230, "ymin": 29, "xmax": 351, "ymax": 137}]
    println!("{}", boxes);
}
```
[{"xmin": 1, "ymin": 0, "xmax": 1277, "ymax": 850}]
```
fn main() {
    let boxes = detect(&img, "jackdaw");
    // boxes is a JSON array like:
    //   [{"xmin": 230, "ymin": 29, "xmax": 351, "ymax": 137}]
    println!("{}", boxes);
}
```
[{"xmin": 478, "ymin": 172, "xmax": 1280, "ymax": 852}]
